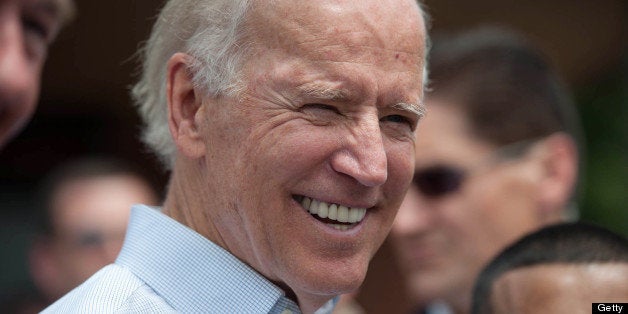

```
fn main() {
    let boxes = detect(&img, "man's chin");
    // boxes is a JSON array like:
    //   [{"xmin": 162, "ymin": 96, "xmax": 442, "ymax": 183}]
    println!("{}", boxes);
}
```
[{"xmin": 291, "ymin": 265, "xmax": 367, "ymax": 299}]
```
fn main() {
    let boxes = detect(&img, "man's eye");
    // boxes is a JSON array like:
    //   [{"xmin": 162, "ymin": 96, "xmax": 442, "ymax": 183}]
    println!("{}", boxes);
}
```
[
  {"xmin": 21, "ymin": 15, "xmax": 52, "ymax": 60},
  {"xmin": 301, "ymin": 103, "xmax": 340, "ymax": 114},
  {"xmin": 380, "ymin": 114, "xmax": 414, "ymax": 128},
  {"xmin": 76, "ymin": 232, "xmax": 105, "ymax": 248},
  {"xmin": 22, "ymin": 18, "xmax": 50, "ymax": 41}
]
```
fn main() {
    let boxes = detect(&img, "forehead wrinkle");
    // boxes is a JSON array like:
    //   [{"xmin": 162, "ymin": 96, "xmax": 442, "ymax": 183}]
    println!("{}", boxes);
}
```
[
  {"xmin": 251, "ymin": 1, "xmax": 424, "ymax": 61},
  {"xmin": 294, "ymin": 33, "xmax": 423, "ymax": 66}
]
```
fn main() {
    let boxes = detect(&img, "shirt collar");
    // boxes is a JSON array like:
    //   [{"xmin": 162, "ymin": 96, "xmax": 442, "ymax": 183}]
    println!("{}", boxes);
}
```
[{"xmin": 116, "ymin": 205, "xmax": 297, "ymax": 313}]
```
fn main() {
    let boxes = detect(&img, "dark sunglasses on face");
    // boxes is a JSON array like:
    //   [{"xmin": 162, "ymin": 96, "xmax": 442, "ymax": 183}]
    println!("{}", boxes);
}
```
[
  {"xmin": 413, "ymin": 165, "xmax": 466, "ymax": 198},
  {"xmin": 412, "ymin": 138, "xmax": 542, "ymax": 198}
]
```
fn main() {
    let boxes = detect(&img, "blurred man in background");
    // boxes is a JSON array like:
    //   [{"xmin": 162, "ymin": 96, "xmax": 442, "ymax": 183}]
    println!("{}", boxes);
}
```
[
  {"xmin": 29, "ymin": 157, "xmax": 158, "ymax": 307},
  {"xmin": 472, "ymin": 222, "xmax": 628, "ymax": 314},
  {"xmin": 0, "ymin": 0, "xmax": 75, "ymax": 149},
  {"xmin": 389, "ymin": 27, "xmax": 582, "ymax": 314}
]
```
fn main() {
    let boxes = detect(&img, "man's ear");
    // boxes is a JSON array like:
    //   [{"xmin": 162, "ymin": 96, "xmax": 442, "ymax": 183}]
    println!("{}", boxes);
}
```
[
  {"xmin": 167, "ymin": 53, "xmax": 206, "ymax": 159},
  {"xmin": 535, "ymin": 132, "xmax": 578, "ymax": 220}
]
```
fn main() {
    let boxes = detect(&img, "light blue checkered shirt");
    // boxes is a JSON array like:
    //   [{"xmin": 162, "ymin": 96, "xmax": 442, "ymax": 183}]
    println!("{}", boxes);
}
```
[{"xmin": 42, "ymin": 205, "xmax": 336, "ymax": 313}]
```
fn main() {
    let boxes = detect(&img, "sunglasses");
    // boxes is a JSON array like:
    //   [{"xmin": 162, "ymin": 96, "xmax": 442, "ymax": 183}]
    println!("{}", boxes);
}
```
[
  {"xmin": 413, "ymin": 165, "xmax": 466, "ymax": 198},
  {"xmin": 412, "ymin": 138, "xmax": 541, "ymax": 198}
]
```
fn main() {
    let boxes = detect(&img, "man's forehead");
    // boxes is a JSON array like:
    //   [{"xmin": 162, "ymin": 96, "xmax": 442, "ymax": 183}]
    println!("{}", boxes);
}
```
[
  {"xmin": 493, "ymin": 263, "xmax": 628, "ymax": 298},
  {"xmin": 247, "ymin": 0, "xmax": 425, "ymax": 53},
  {"xmin": 242, "ymin": 0, "xmax": 426, "ymax": 114},
  {"xmin": 491, "ymin": 263, "xmax": 628, "ymax": 312}
]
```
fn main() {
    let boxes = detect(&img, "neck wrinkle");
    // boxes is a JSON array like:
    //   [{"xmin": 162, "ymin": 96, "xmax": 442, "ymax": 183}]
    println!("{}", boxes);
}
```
[{"xmin": 162, "ymin": 158, "xmax": 226, "ymax": 250}]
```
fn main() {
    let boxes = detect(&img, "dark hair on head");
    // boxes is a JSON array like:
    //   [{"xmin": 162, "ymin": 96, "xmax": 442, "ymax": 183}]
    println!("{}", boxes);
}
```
[
  {"xmin": 35, "ymin": 157, "xmax": 154, "ymax": 237},
  {"xmin": 471, "ymin": 222, "xmax": 628, "ymax": 314},
  {"xmin": 427, "ymin": 26, "xmax": 581, "ymax": 147}
]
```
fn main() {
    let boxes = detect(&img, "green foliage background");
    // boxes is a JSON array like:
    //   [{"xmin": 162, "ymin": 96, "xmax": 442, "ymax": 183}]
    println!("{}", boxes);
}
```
[{"xmin": 576, "ymin": 63, "xmax": 627, "ymax": 237}]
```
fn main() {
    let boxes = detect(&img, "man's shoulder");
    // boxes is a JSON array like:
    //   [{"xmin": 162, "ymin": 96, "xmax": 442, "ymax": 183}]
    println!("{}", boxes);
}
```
[{"xmin": 42, "ymin": 264, "xmax": 176, "ymax": 313}]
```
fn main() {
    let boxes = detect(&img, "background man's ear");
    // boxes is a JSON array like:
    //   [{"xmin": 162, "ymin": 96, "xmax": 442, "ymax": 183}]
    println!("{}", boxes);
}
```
[
  {"xmin": 536, "ymin": 132, "xmax": 578, "ymax": 221},
  {"xmin": 167, "ymin": 53, "xmax": 206, "ymax": 159}
]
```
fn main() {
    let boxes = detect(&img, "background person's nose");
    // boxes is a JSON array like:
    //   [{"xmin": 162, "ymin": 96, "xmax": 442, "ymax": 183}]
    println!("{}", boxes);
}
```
[{"xmin": 0, "ymin": 14, "xmax": 36, "ymax": 105}]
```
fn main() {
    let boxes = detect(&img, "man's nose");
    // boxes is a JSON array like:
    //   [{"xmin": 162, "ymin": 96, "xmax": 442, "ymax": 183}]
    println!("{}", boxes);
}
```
[
  {"xmin": 0, "ymin": 11, "xmax": 34, "ymax": 102},
  {"xmin": 330, "ymin": 116, "xmax": 388, "ymax": 187}
]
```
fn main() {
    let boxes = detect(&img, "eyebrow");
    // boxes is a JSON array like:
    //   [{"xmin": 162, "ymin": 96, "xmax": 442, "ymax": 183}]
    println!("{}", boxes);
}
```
[
  {"xmin": 394, "ymin": 101, "xmax": 427, "ymax": 119},
  {"xmin": 296, "ymin": 82, "xmax": 426, "ymax": 119},
  {"xmin": 298, "ymin": 83, "xmax": 351, "ymax": 102}
]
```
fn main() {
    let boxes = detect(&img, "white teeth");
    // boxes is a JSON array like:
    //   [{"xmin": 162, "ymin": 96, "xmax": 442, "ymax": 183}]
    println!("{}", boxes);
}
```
[
  {"xmin": 328, "ymin": 204, "xmax": 338, "ymax": 220},
  {"xmin": 337, "ymin": 206, "xmax": 349, "ymax": 223},
  {"xmin": 349, "ymin": 208, "xmax": 358, "ymax": 223},
  {"xmin": 310, "ymin": 199, "xmax": 319, "ymax": 214},
  {"xmin": 332, "ymin": 225, "xmax": 350, "ymax": 231},
  {"xmin": 358, "ymin": 208, "xmax": 366, "ymax": 220},
  {"xmin": 318, "ymin": 202, "xmax": 329, "ymax": 219},
  {"xmin": 299, "ymin": 196, "xmax": 367, "ymax": 227},
  {"xmin": 302, "ymin": 197, "xmax": 311, "ymax": 211},
  {"xmin": 349, "ymin": 208, "xmax": 367, "ymax": 223}
]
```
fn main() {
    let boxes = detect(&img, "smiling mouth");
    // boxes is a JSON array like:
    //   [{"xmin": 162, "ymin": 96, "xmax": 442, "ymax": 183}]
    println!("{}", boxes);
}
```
[{"xmin": 294, "ymin": 195, "xmax": 367, "ymax": 231}]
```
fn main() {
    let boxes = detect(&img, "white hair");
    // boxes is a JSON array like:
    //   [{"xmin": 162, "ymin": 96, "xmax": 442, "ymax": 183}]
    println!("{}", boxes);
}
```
[
  {"xmin": 131, "ymin": 0, "xmax": 252, "ymax": 169},
  {"xmin": 132, "ymin": 0, "xmax": 430, "ymax": 170}
]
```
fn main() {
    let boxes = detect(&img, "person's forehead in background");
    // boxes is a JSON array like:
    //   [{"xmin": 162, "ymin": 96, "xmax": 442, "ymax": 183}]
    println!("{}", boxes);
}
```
[
  {"xmin": 50, "ymin": 174, "xmax": 157, "ymax": 244},
  {"xmin": 490, "ymin": 263, "xmax": 628, "ymax": 314}
]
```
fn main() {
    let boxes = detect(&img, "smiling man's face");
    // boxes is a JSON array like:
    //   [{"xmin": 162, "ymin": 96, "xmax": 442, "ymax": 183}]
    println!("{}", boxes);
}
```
[{"xmin": 191, "ymin": 0, "xmax": 426, "ymax": 306}]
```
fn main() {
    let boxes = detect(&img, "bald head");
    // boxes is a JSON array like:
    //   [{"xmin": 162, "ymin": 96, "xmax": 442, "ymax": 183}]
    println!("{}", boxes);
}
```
[
  {"xmin": 491, "ymin": 263, "xmax": 628, "ymax": 313},
  {"xmin": 473, "ymin": 222, "xmax": 628, "ymax": 314}
]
